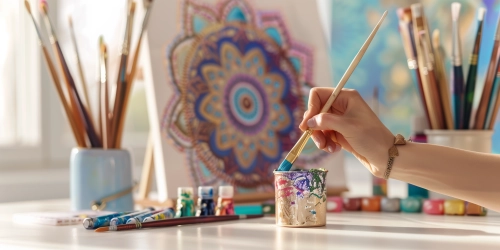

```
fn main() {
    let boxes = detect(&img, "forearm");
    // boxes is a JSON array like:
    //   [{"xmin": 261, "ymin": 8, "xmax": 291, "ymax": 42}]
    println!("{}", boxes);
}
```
[{"xmin": 390, "ymin": 142, "xmax": 500, "ymax": 212}]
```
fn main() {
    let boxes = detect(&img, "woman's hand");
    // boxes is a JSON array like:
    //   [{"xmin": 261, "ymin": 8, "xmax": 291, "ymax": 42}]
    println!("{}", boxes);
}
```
[{"xmin": 300, "ymin": 87, "xmax": 395, "ymax": 177}]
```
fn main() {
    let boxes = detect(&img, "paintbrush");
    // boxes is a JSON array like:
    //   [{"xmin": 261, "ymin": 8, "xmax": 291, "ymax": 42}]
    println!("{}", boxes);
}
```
[
  {"xmin": 451, "ymin": 2, "xmax": 465, "ymax": 129},
  {"xmin": 40, "ymin": 0, "xmax": 101, "ymax": 147},
  {"xmin": 463, "ymin": 8, "xmax": 486, "ymax": 129},
  {"xmin": 68, "ymin": 16, "xmax": 91, "ymax": 117},
  {"xmin": 420, "ymin": 31, "xmax": 445, "ymax": 130},
  {"xmin": 99, "ymin": 37, "xmax": 110, "ymax": 149},
  {"xmin": 397, "ymin": 8, "xmax": 431, "ymax": 129},
  {"xmin": 114, "ymin": 0, "xmax": 154, "ymax": 148},
  {"xmin": 475, "ymin": 13, "xmax": 500, "ymax": 129},
  {"xmin": 432, "ymin": 29, "xmax": 454, "ymax": 129},
  {"xmin": 110, "ymin": 1, "xmax": 136, "ymax": 148},
  {"xmin": 95, "ymin": 214, "xmax": 263, "ymax": 232},
  {"xmin": 485, "ymin": 52, "xmax": 500, "ymax": 129},
  {"xmin": 24, "ymin": 0, "xmax": 86, "ymax": 147},
  {"xmin": 411, "ymin": 3, "xmax": 444, "ymax": 129},
  {"xmin": 277, "ymin": 11, "xmax": 387, "ymax": 171}
]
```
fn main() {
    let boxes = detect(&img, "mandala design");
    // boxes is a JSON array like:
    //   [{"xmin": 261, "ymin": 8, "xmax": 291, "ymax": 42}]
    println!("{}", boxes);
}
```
[{"xmin": 163, "ymin": 0, "xmax": 325, "ymax": 188}]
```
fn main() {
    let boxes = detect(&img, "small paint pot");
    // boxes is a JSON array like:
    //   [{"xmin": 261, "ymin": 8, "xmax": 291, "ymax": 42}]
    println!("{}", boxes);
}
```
[
  {"xmin": 262, "ymin": 202, "xmax": 276, "ymax": 215},
  {"xmin": 381, "ymin": 198, "xmax": 400, "ymax": 212},
  {"xmin": 444, "ymin": 200, "xmax": 465, "ymax": 215},
  {"xmin": 361, "ymin": 197, "xmax": 381, "ymax": 212},
  {"xmin": 400, "ymin": 197, "xmax": 422, "ymax": 213},
  {"xmin": 343, "ymin": 198, "xmax": 361, "ymax": 211},
  {"xmin": 423, "ymin": 199, "xmax": 444, "ymax": 215},
  {"xmin": 465, "ymin": 202, "xmax": 487, "ymax": 216},
  {"xmin": 326, "ymin": 197, "xmax": 343, "ymax": 213},
  {"xmin": 274, "ymin": 169, "xmax": 328, "ymax": 227}
]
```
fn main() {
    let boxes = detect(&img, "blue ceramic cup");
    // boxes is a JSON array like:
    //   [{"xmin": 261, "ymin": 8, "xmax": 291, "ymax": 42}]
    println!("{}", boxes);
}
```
[{"xmin": 70, "ymin": 148, "xmax": 134, "ymax": 212}]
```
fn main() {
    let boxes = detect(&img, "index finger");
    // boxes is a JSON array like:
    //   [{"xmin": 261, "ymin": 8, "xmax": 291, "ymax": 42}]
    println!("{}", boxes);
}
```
[{"xmin": 299, "ymin": 87, "xmax": 334, "ymax": 130}]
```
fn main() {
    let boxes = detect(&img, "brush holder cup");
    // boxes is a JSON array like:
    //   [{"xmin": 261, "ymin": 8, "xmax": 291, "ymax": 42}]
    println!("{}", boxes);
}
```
[
  {"xmin": 424, "ymin": 130, "xmax": 493, "ymax": 153},
  {"xmin": 70, "ymin": 148, "xmax": 134, "ymax": 212},
  {"xmin": 274, "ymin": 169, "xmax": 328, "ymax": 227}
]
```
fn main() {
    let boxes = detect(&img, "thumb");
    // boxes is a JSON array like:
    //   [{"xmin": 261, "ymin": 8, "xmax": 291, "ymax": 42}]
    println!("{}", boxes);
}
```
[{"xmin": 306, "ymin": 113, "xmax": 350, "ymax": 134}]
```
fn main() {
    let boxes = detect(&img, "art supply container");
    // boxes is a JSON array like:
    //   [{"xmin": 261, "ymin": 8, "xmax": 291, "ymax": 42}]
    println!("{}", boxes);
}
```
[
  {"xmin": 216, "ymin": 186, "xmax": 235, "ymax": 216},
  {"xmin": 425, "ymin": 129, "xmax": 493, "ymax": 153},
  {"xmin": 401, "ymin": 197, "xmax": 422, "ymax": 213},
  {"xmin": 274, "ymin": 169, "xmax": 328, "ymax": 227},
  {"xmin": 423, "ymin": 199, "xmax": 444, "ymax": 215},
  {"xmin": 343, "ymin": 198, "xmax": 361, "ymax": 211},
  {"xmin": 70, "ymin": 148, "xmax": 134, "ymax": 212},
  {"xmin": 381, "ymin": 198, "xmax": 400, "ymax": 212},
  {"xmin": 361, "ymin": 197, "xmax": 381, "ymax": 212},
  {"xmin": 262, "ymin": 201, "xmax": 276, "ymax": 215},
  {"xmin": 444, "ymin": 200, "xmax": 465, "ymax": 215},
  {"xmin": 425, "ymin": 130, "xmax": 491, "ymax": 210},
  {"xmin": 196, "ymin": 186, "xmax": 215, "ymax": 216},
  {"xmin": 465, "ymin": 202, "xmax": 487, "ymax": 216},
  {"xmin": 176, "ymin": 187, "xmax": 195, "ymax": 217},
  {"xmin": 326, "ymin": 196, "xmax": 343, "ymax": 213}
]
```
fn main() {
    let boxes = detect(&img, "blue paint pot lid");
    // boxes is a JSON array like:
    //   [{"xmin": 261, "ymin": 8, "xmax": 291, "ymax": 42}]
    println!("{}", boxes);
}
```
[{"xmin": 198, "ymin": 186, "xmax": 214, "ymax": 199}]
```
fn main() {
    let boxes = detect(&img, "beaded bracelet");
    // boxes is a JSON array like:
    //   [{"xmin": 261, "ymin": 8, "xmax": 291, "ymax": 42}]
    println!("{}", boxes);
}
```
[{"xmin": 383, "ymin": 134, "xmax": 408, "ymax": 179}]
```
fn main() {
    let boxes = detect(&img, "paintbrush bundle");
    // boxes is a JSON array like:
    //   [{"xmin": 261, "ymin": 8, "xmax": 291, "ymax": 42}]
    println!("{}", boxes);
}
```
[
  {"xmin": 397, "ymin": 3, "xmax": 500, "ymax": 130},
  {"xmin": 24, "ymin": 0, "xmax": 154, "ymax": 149}
]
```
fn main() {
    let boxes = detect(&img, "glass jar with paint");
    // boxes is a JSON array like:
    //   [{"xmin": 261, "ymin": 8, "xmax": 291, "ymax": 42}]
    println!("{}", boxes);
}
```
[
  {"xmin": 175, "ymin": 187, "xmax": 195, "ymax": 218},
  {"xmin": 274, "ymin": 169, "xmax": 328, "ymax": 227},
  {"xmin": 216, "ymin": 186, "xmax": 235, "ymax": 215},
  {"xmin": 196, "ymin": 186, "xmax": 215, "ymax": 216}
]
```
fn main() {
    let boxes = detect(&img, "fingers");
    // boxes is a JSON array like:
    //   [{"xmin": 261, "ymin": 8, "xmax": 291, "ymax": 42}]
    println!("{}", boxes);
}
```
[
  {"xmin": 310, "ymin": 130, "xmax": 343, "ymax": 153},
  {"xmin": 306, "ymin": 113, "xmax": 348, "ymax": 133},
  {"xmin": 300, "ymin": 88, "xmax": 362, "ymax": 131}
]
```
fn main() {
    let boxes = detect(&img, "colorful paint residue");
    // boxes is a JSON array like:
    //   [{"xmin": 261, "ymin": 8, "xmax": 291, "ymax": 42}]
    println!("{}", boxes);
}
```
[{"xmin": 274, "ymin": 169, "xmax": 327, "ymax": 227}]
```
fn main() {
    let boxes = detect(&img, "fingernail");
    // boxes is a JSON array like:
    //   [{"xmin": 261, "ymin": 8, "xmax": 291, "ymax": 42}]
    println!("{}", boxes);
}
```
[
  {"xmin": 334, "ymin": 143, "xmax": 342, "ymax": 152},
  {"xmin": 328, "ymin": 146, "xmax": 335, "ymax": 153},
  {"xmin": 307, "ymin": 118, "xmax": 317, "ymax": 128}
]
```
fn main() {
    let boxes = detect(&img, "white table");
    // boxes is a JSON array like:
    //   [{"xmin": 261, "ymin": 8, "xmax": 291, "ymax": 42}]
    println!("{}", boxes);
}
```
[{"xmin": 1, "ymin": 199, "xmax": 500, "ymax": 249}]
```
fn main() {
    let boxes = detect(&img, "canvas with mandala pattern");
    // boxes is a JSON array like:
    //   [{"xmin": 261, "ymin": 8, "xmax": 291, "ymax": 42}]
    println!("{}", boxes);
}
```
[{"xmin": 144, "ymin": 0, "xmax": 346, "ymax": 200}]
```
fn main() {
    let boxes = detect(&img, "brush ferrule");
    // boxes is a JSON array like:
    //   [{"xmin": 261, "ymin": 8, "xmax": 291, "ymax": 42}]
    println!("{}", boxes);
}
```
[
  {"xmin": 285, "ymin": 130, "xmax": 312, "ymax": 164},
  {"xmin": 109, "ymin": 225, "xmax": 117, "ymax": 231},
  {"xmin": 407, "ymin": 59, "xmax": 417, "ymax": 69},
  {"xmin": 452, "ymin": 22, "xmax": 462, "ymax": 66}
]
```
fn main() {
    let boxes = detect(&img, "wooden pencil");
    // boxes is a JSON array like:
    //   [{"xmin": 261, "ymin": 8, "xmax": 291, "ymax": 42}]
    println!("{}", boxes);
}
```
[
  {"xmin": 474, "ymin": 14, "xmax": 500, "ymax": 129},
  {"xmin": 115, "ymin": 0, "xmax": 154, "ymax": 148},
  {"xmin": 397, "ymin": 8, "xmax": 431, "ymax": 129},
  {"xmin": 432, "ymin": 30, "xmax": 454, "ymax": 129},
  {"xmin": 40, "ymin": 0, "xmax": 101, "ymax": 147},
  {"xmin": 68, "ymin": 16, "xmax": 91, "ymax": 117},
  {"xmin": 110, "ymin": 1, "xmax": 136, "ymax": 148},
  {"xmin": 24, "ymin": 0, "xmax": 86, "ymax": 147},
  {"xmin": 411, "ymin": 3, "xmax": 444, "ymax": 129},
  {"xmin": 463, "ymin": 8, "xmax": 486, "ymax": 129}
]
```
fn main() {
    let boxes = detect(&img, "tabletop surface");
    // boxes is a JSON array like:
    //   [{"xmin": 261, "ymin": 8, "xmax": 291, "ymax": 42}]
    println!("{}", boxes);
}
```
[{"xmin": 1, "ymin": 199, "xmax": 500, "ymax": 250}]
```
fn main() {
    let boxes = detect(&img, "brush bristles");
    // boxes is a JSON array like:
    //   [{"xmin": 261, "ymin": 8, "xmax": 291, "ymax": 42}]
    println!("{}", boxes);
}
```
[
  {"xmin": 478, "ymin": 7, "xmax": 486, "ymax": 21},
  {"xmin": 24, "ymin": 0, "xmax": 31, "ymax": 14},
  {"xmin": 410, "ymin": 3, "xmax": 422, "ymax": 18},
  {"xmin": 40, "ymin": 0, "xmax": 48, "ymax": 15},
  {"xmin": 451, "ymin": 2, "xmax": 461, "ymax": 22},
  {"xmin": 94, "ymin": 227, "xmax": 109, "ymax": 232}
]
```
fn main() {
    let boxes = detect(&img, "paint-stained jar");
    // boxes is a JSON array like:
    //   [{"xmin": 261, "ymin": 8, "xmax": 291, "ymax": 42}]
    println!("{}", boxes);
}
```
[{"xmin": 274, "ymin": 169, "xmax": 328, "ymax": 227}]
